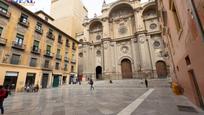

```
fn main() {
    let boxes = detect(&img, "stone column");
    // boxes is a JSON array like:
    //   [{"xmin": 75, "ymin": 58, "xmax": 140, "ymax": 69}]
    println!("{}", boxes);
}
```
[
  {"xmin": 138, "ymin": 34, "xmax": 152, "ymax": 78},
  {"xmin": 102, "ymin": 39, "xmax": 111, "ymax": 80}
]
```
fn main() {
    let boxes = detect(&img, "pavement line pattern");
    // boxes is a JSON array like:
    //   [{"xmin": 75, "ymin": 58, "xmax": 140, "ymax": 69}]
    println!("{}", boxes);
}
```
[{"xmin": 117, "ymin": 88, "xmax": 155, "ymax": 115}]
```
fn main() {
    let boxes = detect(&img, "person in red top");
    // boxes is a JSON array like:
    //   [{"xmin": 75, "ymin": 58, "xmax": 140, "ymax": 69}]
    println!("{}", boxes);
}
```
[{"xmin": 0, "ymin": 85, "xmax": 6, "ymax": 114}]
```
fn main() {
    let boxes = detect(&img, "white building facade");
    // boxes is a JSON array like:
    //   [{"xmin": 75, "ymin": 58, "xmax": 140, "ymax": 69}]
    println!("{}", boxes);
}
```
[{"xmin": 77, "ymin": 0, "xmax": 168, "ymax": 80}]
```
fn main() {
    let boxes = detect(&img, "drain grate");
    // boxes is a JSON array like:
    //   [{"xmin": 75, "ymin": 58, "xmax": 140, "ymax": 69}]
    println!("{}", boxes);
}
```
[{"xmin": 177, "ymin": 105, "xmax": 198, "ymax": 113}]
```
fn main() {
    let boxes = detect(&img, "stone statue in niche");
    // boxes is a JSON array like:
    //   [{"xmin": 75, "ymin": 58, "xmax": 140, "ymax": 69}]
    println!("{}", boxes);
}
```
[{"xmin": 103, "ymin": 41, "xmax": 109, "ymax": 49}]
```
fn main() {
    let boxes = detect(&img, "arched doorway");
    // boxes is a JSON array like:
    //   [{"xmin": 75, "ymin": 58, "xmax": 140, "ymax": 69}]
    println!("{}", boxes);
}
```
[
  {"xmin": 96, "ymin": 66, "xmax": 102, "ymax": 80},
  {"xmin": 121, "ymin": 59, "xmax": 133, "ymax": 79},
  {"xmin": 156, "ymin": 60, "xmax": 167, "ymax": 78}
]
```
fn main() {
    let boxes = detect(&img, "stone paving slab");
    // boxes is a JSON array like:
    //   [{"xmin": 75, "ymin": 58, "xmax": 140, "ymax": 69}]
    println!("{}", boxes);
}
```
[{"xmin": 2, "ymin": 79, "xmax": 204, "ymax": 115}]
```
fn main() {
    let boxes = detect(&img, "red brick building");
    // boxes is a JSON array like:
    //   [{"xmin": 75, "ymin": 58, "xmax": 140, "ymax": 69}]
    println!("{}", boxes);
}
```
[{"xmin": 157, "ymin": 0, "xmax": 204, "ymax": 109}]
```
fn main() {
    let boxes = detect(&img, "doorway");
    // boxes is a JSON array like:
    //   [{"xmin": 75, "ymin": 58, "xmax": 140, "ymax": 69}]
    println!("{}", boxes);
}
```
[
  {"xmin": 25, "ymin": 73, "xmax": 36, "ymax": 86},
  {"xmin": 121, "ymin": 59, "xmax": 133, "ymax": 79},
  {"xmin": 63, "ymin": 76, "xmax": 67, "ymax": 84},
  {"xmin": 53, "ymin": 75, "xmax": 60, "ymax": 87},
  {"xmin": 188, "ymin": 70, "xmax": 204, "ymax": 109},
  {"xmin": 96, "ymin": 66, "xmax": 102, "ymax": 80},
  {"xmin": 41, "ymin": 73, "xmax": 49, "ymax": 88},
  {"xmin": 156, "ymin": 60, "xmax": 167, "ymax": 78},
  {"xmin": 3, "ymin": 72, "xmax": 18, "ymax": 90}
]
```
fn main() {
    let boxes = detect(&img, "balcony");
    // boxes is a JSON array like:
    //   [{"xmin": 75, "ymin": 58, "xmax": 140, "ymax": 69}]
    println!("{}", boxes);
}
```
[
  {"xmin": 56, "ymin": 54, "xmax": 62, "ymax": 60},
  {"xmin": 0, "ymin": 10, "xmax": 11, "ymax": 19},
  {"xmin": 0, "ymin": 37, "xmax": 7, "ymax": 46},
  {"xmin": 12, "ymin": 42, "xmax": 26, "ymax": 50},
  {"xmin": 46, "ymin": 32, "xmax": 55, "ymax": 40},
  {"xmin": 35, "ymin": 27, "xmax": 43, "ymax": 34},
  {"xmin": 18, "ymin": 20, "xmax": 30, "ymax": 28},
  {"xmin": 31, "ymin": 46, "xmax": 41, "ymax": 55},
  {"xmin": 71, "ymin": 59, "xmax": 76, "ymax": 64},
  {"xmin": 72, "ymin": 46, "xmax": 76, "ymax": 50},
  {"xmin": 42, "ymin": 64, "xmax": 53, "ymax": 71},
  {"xmin": 65, "ymin": 43, "xmax": 70, "ymax": 47},
  {"xmin": 58, "ymin": 39, "xmax": 63, "ymax": 44},
  {"xmin": 64, "ymin": 57, "xmax": 69, "ymax": 62},
  {"xmin": 44, "ymin": 51, "xmax": 54, "ymax": 58},
  {"xmin": 64, "ymin": 68, "xmax": 68, "ymax": 71}
]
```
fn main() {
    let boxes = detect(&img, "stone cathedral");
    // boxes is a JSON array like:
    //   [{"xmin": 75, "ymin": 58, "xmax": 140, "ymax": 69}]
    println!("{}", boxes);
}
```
[{"xmin": 77, "ymin": 0, "xmax": 168, "ymax": 80}]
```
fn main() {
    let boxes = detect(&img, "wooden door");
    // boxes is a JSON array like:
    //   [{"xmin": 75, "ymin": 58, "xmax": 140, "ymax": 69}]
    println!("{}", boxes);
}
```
[
  {"xmin": 156, "ymin": 61, "xmax": 167, "ymax": 78},
  {"xmin": 121, "ymin": 59, "xmax": 133, "ymax": 79}
]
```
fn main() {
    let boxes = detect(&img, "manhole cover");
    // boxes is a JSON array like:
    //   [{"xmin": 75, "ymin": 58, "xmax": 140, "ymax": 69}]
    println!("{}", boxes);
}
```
[{"xmin": 177, "ymin": 105, "xmax": 197, "ymax": 113}]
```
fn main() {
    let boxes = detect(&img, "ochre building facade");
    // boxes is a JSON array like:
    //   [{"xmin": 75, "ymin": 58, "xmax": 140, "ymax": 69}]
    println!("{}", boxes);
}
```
[{"xmin": 0, "ymin": 0, "xmax": 78, "ymax": 92}]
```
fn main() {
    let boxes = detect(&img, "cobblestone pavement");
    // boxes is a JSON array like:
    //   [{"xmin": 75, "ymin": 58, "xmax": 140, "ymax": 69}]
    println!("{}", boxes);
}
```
[{"xmin": 3, "ymin": 79, "xmax": 204, "ymax": 115}]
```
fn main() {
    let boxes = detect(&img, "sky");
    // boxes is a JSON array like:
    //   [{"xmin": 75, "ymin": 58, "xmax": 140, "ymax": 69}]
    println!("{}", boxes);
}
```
[{"xmin": 25, "ymin": 0, "xmax": 148, "ymax": 18}]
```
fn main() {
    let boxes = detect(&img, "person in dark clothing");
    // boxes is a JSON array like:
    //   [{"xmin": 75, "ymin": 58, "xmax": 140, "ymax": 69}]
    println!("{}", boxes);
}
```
[
  {"xmin": 145, "ymin": 78, "xmax": 148, "ymax": 88},
  {"xmin": 89, "ymin": 79, "xmax": 94, "ymax": 90},
  {"xmin": 0, "ymin": 85, "xmax": 6, "ymax": 114}
]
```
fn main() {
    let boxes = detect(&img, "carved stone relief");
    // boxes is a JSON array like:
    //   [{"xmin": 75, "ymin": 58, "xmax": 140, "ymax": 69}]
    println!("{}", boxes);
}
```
[{"xmin": 121, "ymin": 46, "xmax": 129, "ymax": 54}]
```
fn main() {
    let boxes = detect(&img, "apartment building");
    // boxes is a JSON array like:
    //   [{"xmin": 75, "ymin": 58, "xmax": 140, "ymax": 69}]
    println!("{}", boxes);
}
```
[
  {"xmin": 157, "ymin": 0, "xmax": 204, "ymax": 109},
  {"xmin": 0, "ymin": 0, "xmax": 78, "ymax": 92}
]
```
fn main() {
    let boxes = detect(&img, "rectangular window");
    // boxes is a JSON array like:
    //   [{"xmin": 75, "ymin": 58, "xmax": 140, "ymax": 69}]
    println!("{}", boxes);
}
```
[
  {"xmin": 30, "ymin": 58, "xmax": 37, "ymax": 67},
  {"xmin": 71, "ymin": 66, "xmax": 74, "ymax": 72},
  {"xmin": 20, "ymin": 13, "xmax": 28, "ymax": 23},
  {"xmin": 185, "ymin": 56, "xmax": 191, "ymax": 65},
  {"xmin": 15, "ymin": 34, "xmax": 24, "ymax": 46},
  {"xmin": 55, "ymin": 62, "xmax": 60, "ymax": 70},
  {"xmin": 10, "ymin": 54, "xmax": 20, "ymax": 65},
  {"xmin": 72, "ymin": 53, "xmax": 75, "ymax": 59},
  {"xmin": 33, "ymin": 40, "xmax": 39, "ymax": 51},
  {"xmin": 171, "ymin": 3, "xmax": 181, "ymax": 31},
  {"xmin": 66, "ymin": 39, "xmax": 69, "ymax": 47},
  {"xmin": 64, "ymin": 63, "xmax": 68, "ymax": 71},
  {"xmin": 45, "ymin": 17, "xmax": 48, "ymax": 21},
  {"xmin": 48, "ymin": 28, "xmax": 53, "ymax": 34},
  {"xmin": 57, "ymin": 49, "xmax": 60, "ymax": 55},
  {"xmin": 0, "ymin": 1, "xmax": 8, "ymax": 14},
  {"xmin": 72, "ymin": 42, "xmax": 75, "ymax": 50},
  {"xmin": 65, "ymin": 52, "xmax": 68, "ymax": 57},
  {"xmin": 58, "ymin": 34, "xmax": 62, "ymax": 43},
  {"xmin": 46, "ymin": 45, "xmax": 51, "ymax": 54},
  {"xmin": 162, "ymin": 10, "xmax": 168, "ymax": 26},
  {"xmin": 44, "ymin": 60, "xmax": 49, "ymax": 68},
  {"xmin": 36, "ymin": 22, "xmax": 42, "ymax": 31},
  {"xmin": 0, "ymin": 27, "xmax": 3, "ymax": 36}
]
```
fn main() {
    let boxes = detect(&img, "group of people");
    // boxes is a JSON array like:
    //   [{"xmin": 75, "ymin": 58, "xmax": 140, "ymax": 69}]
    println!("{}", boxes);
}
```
[{"xmin": 25, "ymin": 84, "xmax": 39, "ymax": 92}]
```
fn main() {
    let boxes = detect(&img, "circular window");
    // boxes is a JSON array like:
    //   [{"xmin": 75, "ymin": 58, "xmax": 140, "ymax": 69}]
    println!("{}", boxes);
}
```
[
  {"xmin": 79, "ymin": 39, "xmax": 83, "ymax": 43},
  {"xmin": 150, "ymin": 23, "xmax": 157, "ymax": 30},
  {"xmin": 118, "ymin": 26, "xmax": 127, "ymax": 34},
  {"xmin": 79, "ymin": 52, "xmax": 83, "ymax": 57},
  {"xmin": 96, "ymin": 50, "xmax": 101, "ymax": 56},
  {"xmin": 96, "ymin": 35, "xmax": 101, "ymax": 40},
  {"xmin": 153, "ymin": 41, "xmax": 160, "ymax": 48}
]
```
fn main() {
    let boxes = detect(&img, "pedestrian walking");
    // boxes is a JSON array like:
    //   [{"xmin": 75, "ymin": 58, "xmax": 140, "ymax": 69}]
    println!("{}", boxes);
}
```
[
  {"xmin": 145, "ymin": 78, "xmax": 148, "ymax": 88},
  {"xmin": 89, "ymin": 79, "xmax": 94, "ymax": 90},
  {"xmin": 0, "ymin": 85, "xmax": 7, "ymax": 114}
]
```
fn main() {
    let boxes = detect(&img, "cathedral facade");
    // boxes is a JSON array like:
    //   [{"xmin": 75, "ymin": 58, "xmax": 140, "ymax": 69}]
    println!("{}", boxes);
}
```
[{"xmin": 77, "ymin": 0, "xmax": 168, "ymax": 80}]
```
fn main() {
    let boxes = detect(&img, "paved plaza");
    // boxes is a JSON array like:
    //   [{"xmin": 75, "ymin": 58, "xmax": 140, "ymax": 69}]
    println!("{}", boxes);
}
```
[{"xmin": 3, "ymin": 79, "xmax": 204, "ymax": 115}]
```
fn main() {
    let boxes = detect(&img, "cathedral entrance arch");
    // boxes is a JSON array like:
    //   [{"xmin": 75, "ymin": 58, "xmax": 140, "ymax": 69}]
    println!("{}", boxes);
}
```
[
  {"xmin": 96, "ymin": 66, "xmax": 102, "ymax": 80},
  {"xmin": 156, "ymin": 60, "xmax": 167, "ymax": 78},
  {"xmin": 121, "ymin": 59, "xmax": 133, "ymax": 79}
]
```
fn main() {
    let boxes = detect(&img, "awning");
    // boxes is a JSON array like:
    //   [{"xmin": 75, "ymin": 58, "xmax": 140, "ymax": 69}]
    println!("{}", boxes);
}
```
[{"xmin": 5, "ymin": 72, "xmax": 18, "ymax": 77}]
